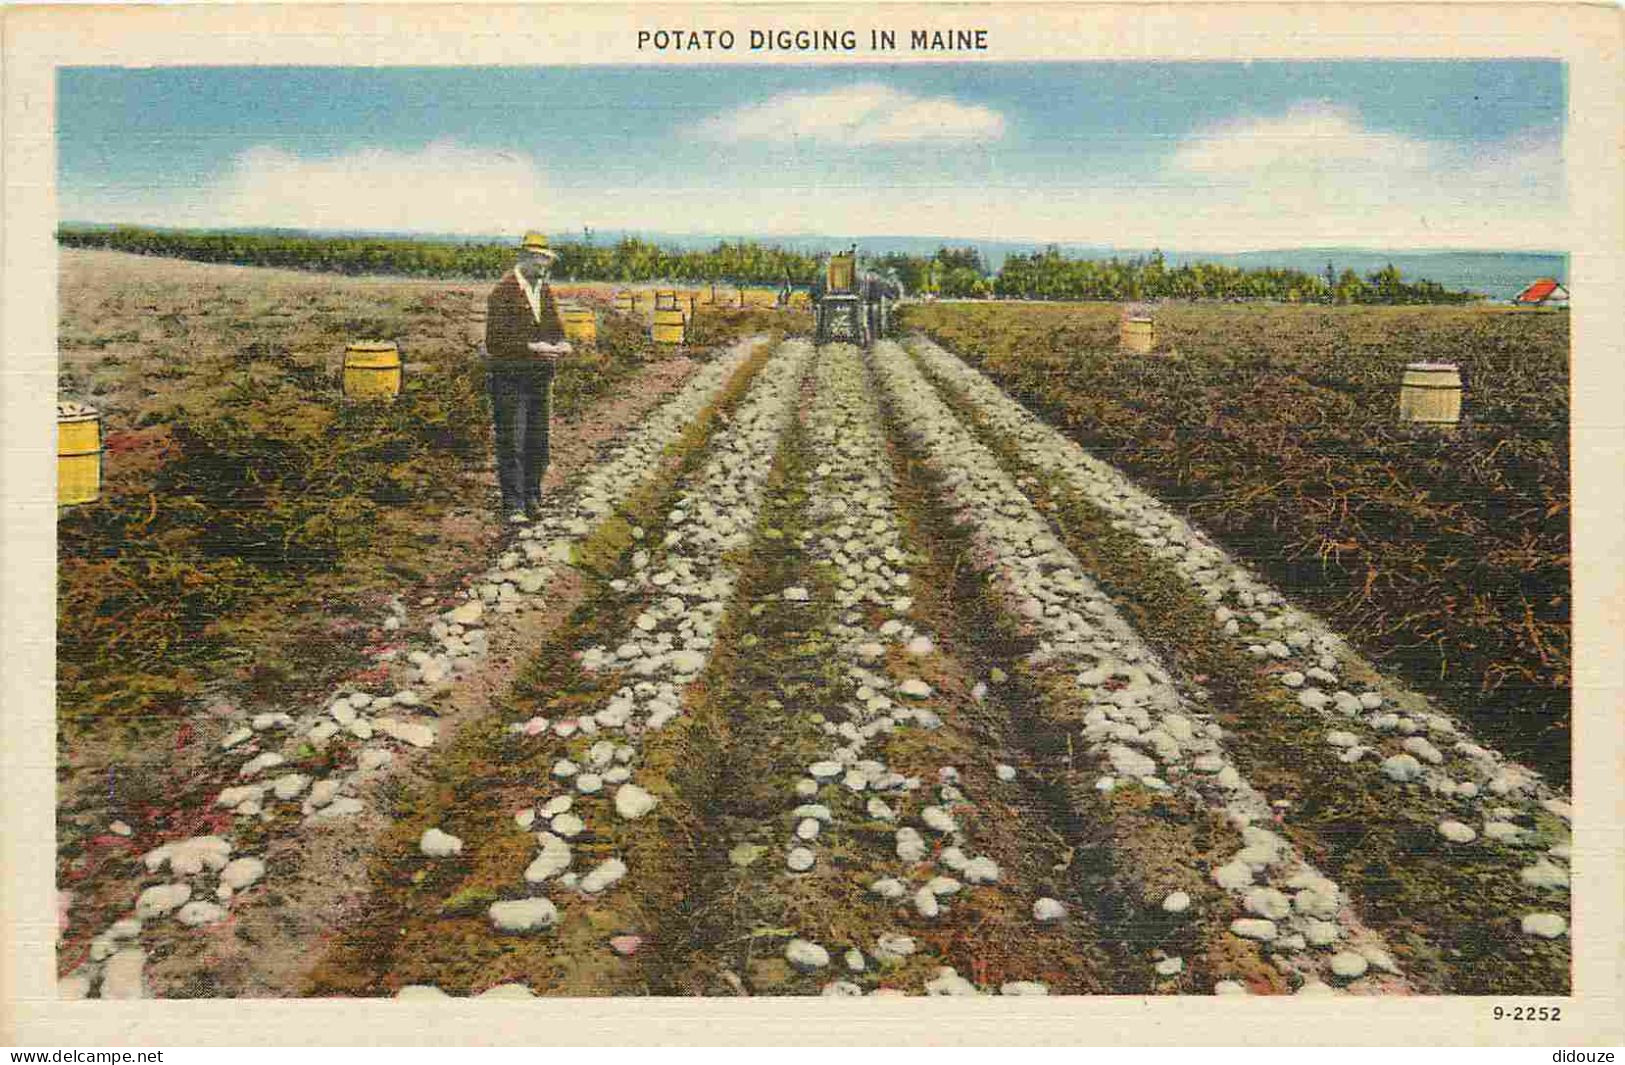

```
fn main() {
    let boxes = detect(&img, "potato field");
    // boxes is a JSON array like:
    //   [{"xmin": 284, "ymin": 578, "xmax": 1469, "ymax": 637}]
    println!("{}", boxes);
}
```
[{"xmin": 56, "ymin": 252, "xmax": 1571, "ymax": 1002}]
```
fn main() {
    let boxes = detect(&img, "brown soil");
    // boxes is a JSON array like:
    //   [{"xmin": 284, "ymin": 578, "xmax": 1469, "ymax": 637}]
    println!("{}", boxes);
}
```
[{"xmin": 56, "ymin": 248, "xmax": 705, "ymax": 988}]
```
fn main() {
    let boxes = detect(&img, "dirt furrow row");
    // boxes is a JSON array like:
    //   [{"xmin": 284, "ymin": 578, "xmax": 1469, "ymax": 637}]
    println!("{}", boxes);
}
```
[
  {"xmin": 306, "ymin": 337, "xmax": 814, "ymax": 996},
  {"xmin": 870, "ymin": 338, "xmax": 1407, "ymax": 995},
  {"xmin": 59, "ymin": 336, "xmax": 770, "ymax": 999},
  {"xmin": 904, "ymin": 334, "xmax": 1572, "ymax": 994},
  {"xmin": 634, "ymin": 342, "xmax": 1118, "ymax": 996}
]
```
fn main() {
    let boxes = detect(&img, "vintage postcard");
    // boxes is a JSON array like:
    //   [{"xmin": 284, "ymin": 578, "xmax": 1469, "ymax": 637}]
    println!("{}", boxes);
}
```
[{"xmin": 3, "ymin": 0, "xmax": 1622, "ymax": 1048}]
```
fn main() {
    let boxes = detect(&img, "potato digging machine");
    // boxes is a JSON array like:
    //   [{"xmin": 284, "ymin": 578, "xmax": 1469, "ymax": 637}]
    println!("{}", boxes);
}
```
[{"xmin": 812, "ymin": 247, "xmax": 902, "ymax": 347}]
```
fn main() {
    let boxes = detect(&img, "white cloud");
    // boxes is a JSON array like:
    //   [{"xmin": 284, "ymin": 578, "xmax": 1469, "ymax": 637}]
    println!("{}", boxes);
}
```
[
  {"xmin": 63, "ymin": 104, "xmax": 1562, "ymax": 252},
  {"xmin": 156, "ymin": 140, "xmax": 553, "ymax": 235},
  {"xmin": 1144, "ymin": 102, "xmax": 1565, "ymax": 250},
  {"xmin": 1171, "ymin": 101, "xmax": 1435, "ymax": 179},
  {"xmin": 699, "ymin": 84, "xmax": 1006, "ymax": 146},
  {"xmin": 216, "ymin": 140, "xmax": 553, "ymax": 233}
]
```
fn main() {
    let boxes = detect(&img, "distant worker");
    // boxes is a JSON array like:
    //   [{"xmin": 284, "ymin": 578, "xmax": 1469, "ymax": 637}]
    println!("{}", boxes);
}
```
[{"xmin": 485, "ymin": 231, "xmax": 571, "ymax": 524}]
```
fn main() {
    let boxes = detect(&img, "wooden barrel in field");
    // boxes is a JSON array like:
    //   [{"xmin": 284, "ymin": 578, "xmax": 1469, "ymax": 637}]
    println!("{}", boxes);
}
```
[
  {"xmin": 343, "ymin": 340, "xmax": 402, "ymax": 401},
  {"xmin": 469, "ymin": 308, "xmax": 487, "ymax": 349},
  {"xmin": 1399, "ymin": 362, "xmax": 1463, "ymax": 425},
  {"xmin": 651, "ymin": 308, "xmax": 687, "ymax": 344},
  {"xmin": 1120, "ymin": 317, "xmax": 1155, "ymax": 354},
  {"xmin": 57, "ymin": 400, "xmax": 102, "ymax": 506},
  {"xmin": 827, "ymin": 253, "xmax": 856, "ymax": 293},
  {"xmin": 560, "ymin": 306, "xmax": 597, "ymax": 346}
]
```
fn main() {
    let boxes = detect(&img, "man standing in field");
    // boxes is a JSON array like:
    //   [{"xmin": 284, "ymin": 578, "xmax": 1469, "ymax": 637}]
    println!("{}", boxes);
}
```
[{"xmin": 485, "ymin": 231, "xmax": 571, "ymax": 524}]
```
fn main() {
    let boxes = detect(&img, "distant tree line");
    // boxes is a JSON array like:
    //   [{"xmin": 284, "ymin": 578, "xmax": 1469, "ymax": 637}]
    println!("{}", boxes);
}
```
[
  {"xmin": 991, "ymin": 247, "xmax": 1479, "ymax": 305},
  {"xmin": 57, "ymin": 226, "xmax": 1480, "ymax": 305},
  {"xmin": 56, "ymin": 225, "xmax": 825, "ymax": 287}
]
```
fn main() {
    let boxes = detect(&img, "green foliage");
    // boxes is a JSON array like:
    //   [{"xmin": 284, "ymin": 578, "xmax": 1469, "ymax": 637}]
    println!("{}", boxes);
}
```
[
  {"xmin": 905, "ymin": 301, "xmax": 1570, "ymax": 783},
  {"xmin": 59, "ymin": 226, "xmax": 1480, "ymax": 305},
  {"xmin": 58, "ymin": 225, "xmax": 826, "ymax": 288},
  {"xmin": 993, "ymin": 246, "xmax": 1478, "ymax": 304}
]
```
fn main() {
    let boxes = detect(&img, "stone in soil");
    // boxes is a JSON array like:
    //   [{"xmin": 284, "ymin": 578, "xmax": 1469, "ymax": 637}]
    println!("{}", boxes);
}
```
[
  {"xmin": 314, "ymin": 796, "xmax": 365, "ymax": 819},
  {"xmin": 1403, "ymin": 737, "xmax": 1445, "ymax": 765},
  {"xmin": 1520, "ymin": 861, "xmax": 1568, "ymax": 889},
  {"xmin": 963, "ymin": 857, "xmax": 1000, "ymax": 884},
  {"xmin": 924, "ymin": 967, "xmax": 979, "ymax": 996},
  {"xmin": 785, "ymin": 939, "xmax": 830, "ymax": 972},
  {"xmin": 913, "ymin": 887, "xmax": 941, "ymax": 919},
  {"xmin": 219, "ymin": 856, "xmax": 266, "ymax": 891},
  {"xmin": 614, "ymin": 784, "xmax": 658, "ymax": 820},
  {"xmin": 1437, "ymin": 820, "xmax": 1477, "ymax": 844},
  {"xmin": 730, "ymin": 843, "xmax": 767, "ymax": 868},
  {"xmin": 1213, "ymin": 860, "xmax": 1254, "ymax": 891},
  {"xmin": 1229, "ymin": 918, "xmax": 1278, "ymax": 941},
  {"xmin": 1162, "ymin": 891, "xmax": 1191, "ymax": 914},
  {"xmin": 1244, "ymin": 888, "xmax": 1292, "ymax": 920},
  {"xmin": 870, "ymin": 877, "xmax": 906, "ymax": 900},
  {"xmin": 580, "ymin": 858, "xmax": 627, "ymax": 894},
  {"xmin": 1033, "ymin": 897, "xmax": 1067, "ymax": 922},
  {"xmin": 525, "ymin": 835, "xmax": 573, "ymax": 882},
  {"xmin": 1329, "ymin": 952, "xmax": 1369, "ymax": 980},
  {"xmin": 1154, "ymin": 958, "xmax": 1184, "ymax": 977},
  {"xmin": 420, "ymin": 828, "xmax": 464, "ymax": 858},
  {"xmin": 1380, "ymin": 754, "xmax": 1424, "ymax": 783},
  {"xmin": 786, "ymin": 847, "xmax": 816, "ymax": 872},
  {"xmin": 135, "ymin": 883, "xmax": 191, "ymax": 920},
  {"xmin": 895, "ymin": 827, "xmax": 927, "ymax": 862},
  {"xmin": 1520, "ymin": 913, "xmax": 1568, "ymax": 939},
  {"xmin": 175, "ymin": 901, "xmax": 227, "ymax": 927},
  {"xmin": 144, "ymin": 835, "xmax": 232, "ymax": 876},
  {"xmin": 488, "ymin": 898, "xmax": 558, "ymax": 933}
]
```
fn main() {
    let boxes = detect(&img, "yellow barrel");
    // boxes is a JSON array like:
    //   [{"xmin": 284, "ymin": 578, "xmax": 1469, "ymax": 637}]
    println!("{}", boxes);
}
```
[
  {"xmin": 1120, "ymin": 317, "xmax": 1155, "ymax": 354},
  {"xmin": 827, "ymin": 254, "xmax": 855, "ymax": 293},
  {"xmin": 613, "ymin": 292, "xmax": 635, "ymax": 313},
  {"xmin": 1399, "ymin": 362, "xmax": 1463, "ymax": 425},
  {"xmin": 343, "ymin": 340, "xmax": 402, "ymax": 401},
  {"xmin": 651, "ymin": 308, "xmax": 687, "ymax": 344},
  {"xmin": 654, "ymin": 290, "xmax": 681, "ymax": 312},
  {"xmin": 57, "ymin": 400, "xmax": 102, "ymax": 507},
  {"xmin": 560, "ymin": 306, "xmax": 597, "ymax": 346}
]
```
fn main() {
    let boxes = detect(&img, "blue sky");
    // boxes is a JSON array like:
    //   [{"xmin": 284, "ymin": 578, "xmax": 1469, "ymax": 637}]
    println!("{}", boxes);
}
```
[{"xmin": 59, "ymin": 62, "xmax": 1565, "ymax": 251}]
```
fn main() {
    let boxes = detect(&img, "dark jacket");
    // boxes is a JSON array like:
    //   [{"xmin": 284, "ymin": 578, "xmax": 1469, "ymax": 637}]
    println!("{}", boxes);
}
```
[{"xmin": 486, "ymin": 269, "xmax": 566, "ymax": 368}]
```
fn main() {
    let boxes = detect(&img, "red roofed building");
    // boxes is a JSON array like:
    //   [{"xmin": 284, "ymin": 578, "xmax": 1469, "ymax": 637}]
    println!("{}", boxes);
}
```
[{"xmin": 1514, "ymin": 278, "xmax": 1569, "ymax": 306}]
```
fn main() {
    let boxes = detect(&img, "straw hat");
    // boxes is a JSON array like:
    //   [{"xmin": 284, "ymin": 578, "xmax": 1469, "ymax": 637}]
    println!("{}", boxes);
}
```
[{"xmin": 519, "ymin": 231, "xmax": 558, "ymax": 260}]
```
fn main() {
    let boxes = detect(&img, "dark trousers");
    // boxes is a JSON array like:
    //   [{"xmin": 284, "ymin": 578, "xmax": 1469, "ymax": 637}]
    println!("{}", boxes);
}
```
[{"xmin": 488, "ymin": 363, "xmax": 554, "ymax": 511}]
